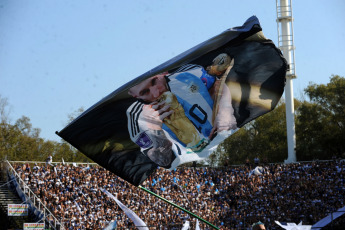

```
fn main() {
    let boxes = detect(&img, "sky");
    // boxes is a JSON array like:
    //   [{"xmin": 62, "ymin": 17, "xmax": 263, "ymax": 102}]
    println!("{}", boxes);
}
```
[{"xmin": 1, "ymin": 0, "xmax": 344, "ymax": 142}]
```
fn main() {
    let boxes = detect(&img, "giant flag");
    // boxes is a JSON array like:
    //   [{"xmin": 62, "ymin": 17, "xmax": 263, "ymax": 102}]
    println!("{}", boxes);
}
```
[{"xmin": 57, "ymin": 16, "xmax": 287, "ymax": 186}]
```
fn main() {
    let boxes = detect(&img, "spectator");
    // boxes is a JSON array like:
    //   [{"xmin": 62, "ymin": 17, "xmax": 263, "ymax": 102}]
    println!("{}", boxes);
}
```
[
  {"xmin": 252, "ymin": 221, "xmax": 266, "ymax": 230},
  {"xmin": 245, "ymin": 157, "xmax": 250, "ymax": 167},
  {"xmin": 13, "ymin": 160, "xmax": 345, "ymax": 229},
  {"xmin": 254, "ymin": 156, "xmax": 260, "ymax": 165},
  {"xmin": 45, "ymin": 155, "xmax": 53, "ymax": 167}
]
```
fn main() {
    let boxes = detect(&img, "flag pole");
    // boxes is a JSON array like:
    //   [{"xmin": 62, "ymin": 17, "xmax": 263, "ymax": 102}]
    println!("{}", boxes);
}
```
[{"xmin": 138, "ymin": 185, "xmax": 219, "ymax": 229}]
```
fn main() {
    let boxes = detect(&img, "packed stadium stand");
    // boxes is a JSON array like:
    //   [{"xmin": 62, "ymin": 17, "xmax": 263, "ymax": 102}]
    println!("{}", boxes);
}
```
[{"xmin": 1, "ymin": 159, "xmax": 344, "ymax": 229}]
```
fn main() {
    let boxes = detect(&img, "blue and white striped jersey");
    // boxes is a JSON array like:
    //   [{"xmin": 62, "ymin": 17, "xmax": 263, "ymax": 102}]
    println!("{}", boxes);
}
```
[{"xmin": 165, "ymin": 65, "xmax": 214, "ymax": 140}]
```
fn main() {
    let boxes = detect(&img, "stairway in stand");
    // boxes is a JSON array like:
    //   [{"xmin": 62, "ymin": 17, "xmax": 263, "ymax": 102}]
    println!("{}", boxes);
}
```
[{"xmin": 0, "ymin": 180, "xmax": 30, "ymax": 230}]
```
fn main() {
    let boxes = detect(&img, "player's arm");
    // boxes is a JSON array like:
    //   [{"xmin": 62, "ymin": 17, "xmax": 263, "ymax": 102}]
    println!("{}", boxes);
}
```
[
  {"xmin": 208, "ymin": 59, "xmax": 237, "ymax": 138},
  {"xmin": 143, "ymin": 129, "xmax": 174, "ymax": 167},
  {"xmin": 211, "ymin": 82, "xmax": 237, "ymax": 134},
  {"xmin": 126, "ymin": 101, "xmax": 175, "ymax": 167}
]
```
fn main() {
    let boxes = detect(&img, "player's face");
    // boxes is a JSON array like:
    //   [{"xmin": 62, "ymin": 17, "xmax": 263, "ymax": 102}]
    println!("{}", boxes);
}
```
[{"xmin": 128, "ymin": 73, "xmax": 168, "ymax": 102}]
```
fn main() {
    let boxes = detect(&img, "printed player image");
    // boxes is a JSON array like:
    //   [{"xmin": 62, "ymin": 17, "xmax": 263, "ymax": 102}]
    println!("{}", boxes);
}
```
[{"xmin": 126, "ymin": 53, "xmax": 237, "ymax": 167}]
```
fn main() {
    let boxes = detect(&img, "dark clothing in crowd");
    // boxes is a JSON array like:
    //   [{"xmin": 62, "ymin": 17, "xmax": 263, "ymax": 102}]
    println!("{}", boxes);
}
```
[{"xmin": 14, "ymin": 160, "xmax": 345, "ymax": 229}]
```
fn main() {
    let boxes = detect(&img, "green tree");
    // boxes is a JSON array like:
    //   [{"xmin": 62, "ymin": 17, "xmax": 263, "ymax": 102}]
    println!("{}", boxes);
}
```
[
  {"xmin": 250, "ymin": 101, "xmax": 290, "ymax": 163},
  {"xmin": 35, "ymin": 139, "xmax": 57, "ymax": 161},
  {"xmin": 0, "ymin": 95, "xmax": 11, "ymax": 124},
  {"xmin": 296, "ymin": 75, "xmax": 345, "ymax": 159},
  {"xmin": 2, "ymin": 116, "xmax": 40, "ymax": 160},
  {"xmin": 215, "ymin": 101, "xmax": 291, "ymax": 165},
  {"xmin": 53, "ymin": 142, "xmax": 77, "ymax": 162},
  {"xmin": 0, "ymin": 123, "xmax": 21, "ymax": 160},
  {"xmin": 0, "ymin": 96, "xmax": 92, "ymax": 162},
  {"xmin": 217, "ymin": 126, "xmax": 254, "ymax": 165}
]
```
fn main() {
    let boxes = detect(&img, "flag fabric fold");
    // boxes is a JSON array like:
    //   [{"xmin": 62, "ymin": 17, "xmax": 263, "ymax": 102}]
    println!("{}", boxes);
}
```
[{"xmin": 57, "ymin": 16, "xmax": 287, "ymax": 186}]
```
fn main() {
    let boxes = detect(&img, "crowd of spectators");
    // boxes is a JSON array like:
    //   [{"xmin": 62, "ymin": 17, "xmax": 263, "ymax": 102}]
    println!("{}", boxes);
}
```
[{"xmin": 12, "ymin": 159, "xmax": 345, "ymax": 230}]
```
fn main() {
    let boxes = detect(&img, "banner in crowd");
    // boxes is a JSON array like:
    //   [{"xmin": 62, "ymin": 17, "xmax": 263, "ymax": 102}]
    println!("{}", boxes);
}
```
[
  {"xmin": 57, "ymin": 16, "xmax": 287, "ymax": 186},
  {"xmin": 103, "ymin": 189, "xmax": 149, "ymax": 229},
  {"xmin": 23, "ymin": 223, "xmax": 45, "ymax": 230},
  {"xmin": 8, "ymin": 204, "xmax": 28, "ymax": 216}
]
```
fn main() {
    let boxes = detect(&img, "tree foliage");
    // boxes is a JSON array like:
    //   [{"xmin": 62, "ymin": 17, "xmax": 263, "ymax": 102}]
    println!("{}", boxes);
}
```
[
  {"xmin": 213, "ymin": 102, "xmax": 289, "ymax": 165},
  {"xmin": 0, "ymin": 95, "xmax": 90, "ymax": 162},
  {"xmin": 297, "ymin": 75, "xmax": 345, "ymax": 160}
]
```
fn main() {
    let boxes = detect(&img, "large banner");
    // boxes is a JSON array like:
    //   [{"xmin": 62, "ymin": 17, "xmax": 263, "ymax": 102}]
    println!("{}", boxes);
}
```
[
  {"xmin": 8, "ymin": 204, "xmax": 28, "ymax": 216},
  {"xmin": 57, "ymin": 16, "xmax": 287, "ymax": 186},
  {"xmin": 23, "ymin": 223, "xmax": 45, "ymax": 230}
]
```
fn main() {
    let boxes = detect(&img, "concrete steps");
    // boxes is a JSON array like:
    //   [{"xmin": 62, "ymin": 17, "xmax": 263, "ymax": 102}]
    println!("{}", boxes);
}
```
[{"xmin": 0, "ymin": 181, "xmax": 30, "ymax": 229}]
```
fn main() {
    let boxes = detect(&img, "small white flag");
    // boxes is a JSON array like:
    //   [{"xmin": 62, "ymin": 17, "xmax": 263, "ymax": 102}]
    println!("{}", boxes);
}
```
[
  {"xmin": 103, "ymin": 189, "xmax": 148, "ymax": 230},
  {"xmin": 181, "ymin": 221, "xmax": 190, "ymax": 230},
  {"xmin": 104, "ymin": 220, "xmax": 117, "ymax": 230},
  {"xmin": 248, "ymin": 166, "xmax": 264, "ymax": 177},
  {"xmin": 74, "ymin": 201, "xmax": 82, "ymax": 213},
  {"xmin": 195, "ymin": 219, "xmax": 200, "ymax": 230}
]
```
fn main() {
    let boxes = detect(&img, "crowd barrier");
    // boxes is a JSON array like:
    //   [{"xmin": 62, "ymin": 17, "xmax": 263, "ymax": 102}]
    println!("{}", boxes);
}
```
[{"xmin": 4, "ymin": 160, "xmax": 64, "ymax": 230}]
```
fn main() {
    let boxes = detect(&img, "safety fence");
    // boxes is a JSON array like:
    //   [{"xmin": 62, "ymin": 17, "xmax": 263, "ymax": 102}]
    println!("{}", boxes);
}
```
[{"xmin": 2, "ymin": 160, "xmax": 64, "ymax": 230}]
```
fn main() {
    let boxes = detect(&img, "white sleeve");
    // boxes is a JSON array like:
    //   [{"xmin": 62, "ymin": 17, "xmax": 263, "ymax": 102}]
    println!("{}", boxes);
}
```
[
  {"xmin": 127, "ymin": 101, "xmax": 177, "ymax": 167},
  {"xmin": 127, "ymin": 101, "xmax": 175, "ymax": 151},
  {"xmin": 126, "ymin": 101, "xmax": 152, "ymax": 150}
]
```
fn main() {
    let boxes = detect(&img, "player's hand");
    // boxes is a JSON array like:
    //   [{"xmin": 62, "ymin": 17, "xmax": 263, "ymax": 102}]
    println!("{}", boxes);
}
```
[
  {"xmin": 208, "ymin": 114, "xmax": 236, "ymax": 139},
  {"xmin": 141, "ymin": 101, "xmax": 173, "ymax": 130}
]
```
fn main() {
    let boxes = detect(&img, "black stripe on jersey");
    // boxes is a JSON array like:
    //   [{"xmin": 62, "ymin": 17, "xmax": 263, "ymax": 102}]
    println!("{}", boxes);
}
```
[
  {"xmin": 135, "ymin": 106, "xmax": 143, "ymax": 135},
  {"xmin": 174, "ymin": 143, "xmax": 182, "ymax": 155},
  {"xmin": 129, "ymin": 102, "xmax": 143, "ymax": 137},
  {"xmin": 129, "ymin": 104, "xmax": 137, "ymax": 137},
  {"xmin": 169, "ymin": 64, "xmax": 201, "ymax": 75}
]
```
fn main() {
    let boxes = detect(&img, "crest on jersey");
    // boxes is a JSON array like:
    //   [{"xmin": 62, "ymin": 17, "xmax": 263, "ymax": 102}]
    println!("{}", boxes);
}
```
[
  {"xmin": 135, "ymin": 133, "xmax": 152, "ymax": 148},
  {"xmin": 188, "ymin": 83, "xmax": 199, "ymax": 93}
]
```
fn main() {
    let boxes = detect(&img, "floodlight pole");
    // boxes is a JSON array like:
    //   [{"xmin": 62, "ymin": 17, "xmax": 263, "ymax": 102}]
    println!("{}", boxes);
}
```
[{"xmin": 276, "ymin": 0, "xmax": 297, "ymax": 163}]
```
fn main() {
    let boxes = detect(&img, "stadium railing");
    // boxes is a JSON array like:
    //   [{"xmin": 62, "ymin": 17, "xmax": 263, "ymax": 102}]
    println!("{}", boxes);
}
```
[{"xmin": 3, "ymin": 160, "xmax": 64, "ymax": 230}]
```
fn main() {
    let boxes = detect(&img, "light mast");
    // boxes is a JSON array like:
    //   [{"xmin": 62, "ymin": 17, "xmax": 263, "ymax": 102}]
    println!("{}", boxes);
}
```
[{"xmin": 276, "ymin": 0, "xmax": 297, "ymax": 163}]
